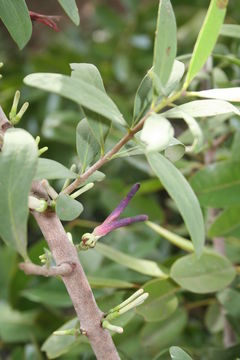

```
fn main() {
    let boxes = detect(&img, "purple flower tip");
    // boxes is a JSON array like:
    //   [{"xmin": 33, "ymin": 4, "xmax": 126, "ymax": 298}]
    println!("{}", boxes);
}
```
[{"xmin": 92, "ymin": 183, "xmax": 148, "ymax": 238}]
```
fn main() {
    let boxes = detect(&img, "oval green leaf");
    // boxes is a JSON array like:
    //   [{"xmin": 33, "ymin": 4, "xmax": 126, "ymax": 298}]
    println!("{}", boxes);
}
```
[
  {"xmin": 170, "ymin": 346, "xmax": 193, "ymax": 360},
  {"xmin": 170, "ymin": 251, "xmax": 236, "ymax": 294},
  {"xmin": 34, "ymin": 158, "xmax": 78, "ymax": 180},
  {"xmin": 56, "ymin": 194, "xmax": 83, "ymax": 221},
  {"xmin": 58, "ymin": 0, "xmax": 80, "ymax": 25},
  {"xmin": 136, "ymin": 278, "xmax": 178, "ymax": 322},
  {"xmin": 0, "ymin": 0, "xmax": 32, "ymax": 49},
  {"xmin": 0, "ymin": 128, "xmax": 38, "ymax": 258},
  {"xmin": 147, "ymin": 152, "xmax": 205, "ymax": 256}
]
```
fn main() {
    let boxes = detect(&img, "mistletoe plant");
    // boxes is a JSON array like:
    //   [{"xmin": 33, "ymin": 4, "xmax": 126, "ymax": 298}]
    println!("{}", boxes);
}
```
[{"xmin": 1, "ymin": 0, "xmax": 240, "ymax": 359}]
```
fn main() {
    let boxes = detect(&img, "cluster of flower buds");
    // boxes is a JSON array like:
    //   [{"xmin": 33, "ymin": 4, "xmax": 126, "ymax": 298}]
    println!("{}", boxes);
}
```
[
  {"xmin": 79, "ymin": 183, "xmax": 148, "ymax": 250},
  {"xmin": 102, "ymin": 289, "xmax": 149, "ymax": 334},
  {"xmin": 9, "ymin": 90, "xmax": 29, "ymax": 125}
]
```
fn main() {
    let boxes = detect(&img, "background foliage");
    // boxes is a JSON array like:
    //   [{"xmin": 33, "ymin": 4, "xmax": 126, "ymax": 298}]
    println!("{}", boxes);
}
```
[{"xmin": 1, "ymin": 0, "xmax": 240, "ymax": 359}]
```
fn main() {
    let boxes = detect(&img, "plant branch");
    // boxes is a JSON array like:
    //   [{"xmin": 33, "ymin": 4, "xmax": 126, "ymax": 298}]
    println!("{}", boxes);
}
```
[
  {"xmin": 63, "ymin": 89, "xmax": 184, "ymax": 195},
  {"xmin": 0, "ymin": 107, "xmax": 120, "ymax": 359},
  {"xmin": 19, "ymin": 261, "xmax": 74, "ymax": 277},
  {"xmin": 32, "ymin": 210, "xmax": 120, "ymax": 360}
]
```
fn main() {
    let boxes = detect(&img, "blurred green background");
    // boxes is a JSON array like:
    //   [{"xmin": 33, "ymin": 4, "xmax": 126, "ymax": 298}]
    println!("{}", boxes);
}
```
[{"xmin": 1, "ymin": 1, "xmax": 240, "ymax": 359}]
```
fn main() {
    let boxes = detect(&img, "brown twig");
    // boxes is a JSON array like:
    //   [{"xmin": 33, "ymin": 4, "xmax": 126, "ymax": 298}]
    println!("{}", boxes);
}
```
[
  {"xmin": 63, "ymin": 110, "xmax": 153, "ymax": 194},
  {"xmin": 19, "ymin": 262, "xmax": 74, "ymax": 277}
]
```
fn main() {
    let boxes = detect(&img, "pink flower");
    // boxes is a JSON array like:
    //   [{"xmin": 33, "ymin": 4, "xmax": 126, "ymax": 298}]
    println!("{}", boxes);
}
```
[
  {"xmin": 81, "ymin": 184, "xmax": 148, "ymax": 248},
  {"xmin": 29, "ymin": 11, "xmax": 61, "ymax": 32}
]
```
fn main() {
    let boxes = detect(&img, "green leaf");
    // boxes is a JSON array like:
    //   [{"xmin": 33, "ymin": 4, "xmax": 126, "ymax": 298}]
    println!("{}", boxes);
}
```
[
  {"xmin": 190, "ymin": 160, "xmax": 240, "ymax": 207},
  {"xmin": 0, "ymin": 0, "xmax": 32, "ymax": 49},
  {"xmin": 56, "ymin": 194, "xmax": 83, "ymax": 221},
  {"xmin": 70, "ymin": 63, "xmax": 105, "ymax": 91},
  {"xmin": 141, "ymin": 114, "xmax": 174, "ymax": 152},
  {"xmin": 153, "ymin": 0, "xmax": 177, "ymax": 86},
  {"xmin": 42, "ymin": 110, "xmax": 78, "ymax": 146},
  {"xmin": 184, "ymin": 0, "xmax": 228, "ymax": 87},
  {"xmin": 165, "ymin": 60, "xmax": 185, "ymax": 94},
  {"xmin": 163, "ymin": 100, "xmax": 240, "ymax": 118},
  {"xmin": 165, "ymin": 110, "xmax": 203, "ymax": 153},
  {"xmin": 24, "ymin": 73, "xmax": 126, "ymax": 126},
  {"xmin": 208, "ymin": 206, "xmax": 240, "ymax": 238},
  {"xmin": 190, "ymin": 88, "xmax": 240, "ymax": 102},
  {"xmin": 0, "ymin": 128, "xmax": 38, "ymax": 258},
  {"xmin": 169, "ymin": 346, "xmax": 193, "ymax": 360},
  {"xmin": 57, "ymin": 0, "xmax": 80, "ymax": 25},
  {"xmin": 164, "ymin": 138, "xmax": 185, "ymax": 162},
  {"xmin": 34, "ymin": 158, "xmax": 78, "ymax": 180},
  {"xmin": 170, "ymin": 251, "xmax": 236, "ymax": 294},
  {"xmin": 147, "ymin": 152, "xmax": 205, "ymax": 256},
  {"xmin": 42, "ymin": 318, "xmax": 89, "ymax": 359},
  {"xmin": 133, "ymin": 72, "xmax": 153, "ymax": 124},
  {"xmin": 141, "ymin": 309, "xmax": 187, "ymax": 354},
  {"xmin": 21, "ymin": 278, "xmax": 72, "ymax": 308},
  {"xmin": 217, "ymin": 288, "xmax": 240, "ymax": 318},
  {"xmin": 136, "ymin": 279, "xmax": 178, "ymax": 322},
  {"xmin": 0, "ymin": 302, "xmax": 41, "ymax": 343},
  {"xmin": 205, "ymin": 303, "xmax": 224, "ymax": 334},
  {"xmin": 220, "ymin": 24, "xmax": 240, "ymax": 39},
  {"xmin": 76, "ymin": 118, "xmax": 100, "ymax": 171},
  {"xmin": 95, "ymin": 243, "xmax": 169, "ymax": 278}
]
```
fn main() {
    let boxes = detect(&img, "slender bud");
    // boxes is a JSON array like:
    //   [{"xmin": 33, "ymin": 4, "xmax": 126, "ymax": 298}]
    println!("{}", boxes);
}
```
[
  {"xmin": 70, "ymin": 182, "xmax": 94, "ymax": 199},
  {"xmin": 102, "ymin": 320, "xmax": 123, "ymax": 334},
  {"xmin": 38, "ymin": 146, "xmax": 48, "ymax": 156}
]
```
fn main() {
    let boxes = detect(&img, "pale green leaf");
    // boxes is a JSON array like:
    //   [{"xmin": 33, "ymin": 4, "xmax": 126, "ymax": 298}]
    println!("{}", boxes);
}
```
[
  {"xmin": 141, "ymin": 309, "xmax": 187, "ymax": 352},
  {"xmin": 0, "ymin": 129, "xmax": 38, "ymax": 258},
  {"xmin": 24, "ymin": 73, "xmax": 126, "ymax": 126},
  {"xmin": 147, "ymin": 152, "xmax": 205, "ymax": 256},
  {"xmin": 76, "ymin": 118, "xmax": 100, "ymax": 171},
  {"xmin": 170, "ymin": 251, "xmax": 236, "ymax": 293},
  {"xmin": 0, "ymin": 0, "xmax": 32, "ymax": 49},
  {"xmin": 169, "ymin": 346, "xmax": 193, "ymax": 360},
  {"xmin": 163, "ymin": 100, "xmax": 240, "ymax": 118},
  {"xmin": 153, "ymin": 0, "xmax": 177, "ymax": 86},
  {"xmin": 136, "ymin": 279, "xmax": 178, "ymax": 322},
  {"xmin": 34, "ymin": 158, "xmax": 78, "ymax": 180},
  {"xmin": 95, "ymin": 243, "xmax": 169, "ymax": 278},
  {"xmin": 190, "ymin": 88, "xmax": 240, "ymax": 102},
  {"xmin": 56, "ymin": 194, "xmax": 83, "ymax": 221},
  {"xmin": 70, "ymin": 63, "xmax": 105, "ymax": 91},
  {"xmin": 133, "ymin": 72, "xmax": 153, "ymax": 125},
  {"xmin": 164, "ymin": 138, "xmax": 185, "ymax": 162},
  {"xmin": 42, "ymin": 318, "xmax": 89, "ymax": 359},
  {"xmin": 0, "ymin": 302, "xmax": 40, "ymax": 343},
  {"xmin": 220, "ymin": 24, "xmax": 240, "ymax": 39},
  {"xmin": 57, "ymin": 0, "xmax": 80, "ymax": 25},
  {"xmin": 184, "ymin": 0, "xmax": 228, "ymax": 86}
]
